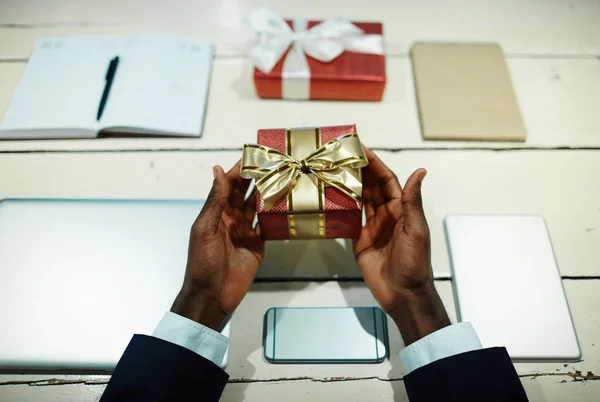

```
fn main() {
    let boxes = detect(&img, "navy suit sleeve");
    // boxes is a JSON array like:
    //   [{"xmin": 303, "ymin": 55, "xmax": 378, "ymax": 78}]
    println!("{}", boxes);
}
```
[
  {"xmin": 404, "ymin": 347, "xmax": 528, "ymax": 402},
  {"xmin": 100, "ymin": 335, "xmax": 228, "ymax": 402}
]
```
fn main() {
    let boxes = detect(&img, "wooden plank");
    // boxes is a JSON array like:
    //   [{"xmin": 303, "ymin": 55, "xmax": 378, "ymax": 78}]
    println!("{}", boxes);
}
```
[
  {"xmin": 0, "ymin": 150, "xmax": 598, "ymax": 278},
  {"xmin": 220, "ymin": 375, "xmax": 600, "ymax": 402},
  {"xmin": 225, "ymin": 375, "xmax": 600, "ymax": 402},
  {"xmin": 1, "ymin": 57, "xmax": 600, "ymax": 151},
  {"xmin": 1, "ymin": 375, "xmax": 599, "ymax": 402},
  {"xmin": 0, "ymin": 382, "xmax": 106, "ymax": 402},
  {"xmin": 1, "ymin": 0, "xmax": 599, "ymax": 60},
  {"xmin": 0, "ymin": 279, "xmax": 598, "ymax": 401}
]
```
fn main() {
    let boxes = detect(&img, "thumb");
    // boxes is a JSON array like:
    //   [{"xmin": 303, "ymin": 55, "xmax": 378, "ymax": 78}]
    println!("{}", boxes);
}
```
[
  {"xmin": 401, "ymin": 168, "xmax": 429, "ymax": 236},
  {"xmin": 198, "ymin": 165, "xmax": 229, "ymax": 233}
]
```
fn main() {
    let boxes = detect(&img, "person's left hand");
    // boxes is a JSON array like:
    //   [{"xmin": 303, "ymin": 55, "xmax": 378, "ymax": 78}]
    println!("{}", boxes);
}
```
[{"xmin": 171, "ymin": 161, "xmax": 264, "ymax": 330}]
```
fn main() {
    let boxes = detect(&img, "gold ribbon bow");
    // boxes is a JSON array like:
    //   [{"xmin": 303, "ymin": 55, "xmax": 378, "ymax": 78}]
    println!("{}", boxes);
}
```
[{"xmin": 241, "ymin": 133, "xmax": 368, "ymax": 211}]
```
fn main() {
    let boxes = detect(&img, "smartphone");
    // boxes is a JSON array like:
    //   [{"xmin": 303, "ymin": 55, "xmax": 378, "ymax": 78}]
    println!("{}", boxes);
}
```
[{"xmin": 263, "ymin": 306, "xmax": 388, "ymax": 363}]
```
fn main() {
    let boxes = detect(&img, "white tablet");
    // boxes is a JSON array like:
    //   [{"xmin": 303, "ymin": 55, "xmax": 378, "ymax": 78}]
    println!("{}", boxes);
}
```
[{"xmin": 444, "ymin": 215, "xmax": 581, "ymax": 361}]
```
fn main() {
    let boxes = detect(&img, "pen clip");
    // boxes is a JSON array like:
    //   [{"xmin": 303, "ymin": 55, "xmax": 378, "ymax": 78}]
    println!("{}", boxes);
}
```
[{"xmin": 106, "ymin": 56, "xmax": 119, "ymax": 80}]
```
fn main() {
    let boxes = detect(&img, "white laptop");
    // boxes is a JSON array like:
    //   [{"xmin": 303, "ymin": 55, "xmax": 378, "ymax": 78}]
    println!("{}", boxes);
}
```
[
  {"xmin": 0, "ymin": 199, "xmax": 229, "ymax": 371},
  {"xmin": 444, "ymin": 214, "xmax": 581, "ymax": 361}
]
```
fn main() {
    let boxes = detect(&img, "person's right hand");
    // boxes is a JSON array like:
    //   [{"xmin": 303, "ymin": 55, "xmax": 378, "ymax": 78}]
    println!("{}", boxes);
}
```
[
  {"xmin": 354, "ymin": 147, "xmax": 451, "ymax": 345},
  {"xmin": 171, "ymin": 162, "xmax": 264, "ymax": 331}
]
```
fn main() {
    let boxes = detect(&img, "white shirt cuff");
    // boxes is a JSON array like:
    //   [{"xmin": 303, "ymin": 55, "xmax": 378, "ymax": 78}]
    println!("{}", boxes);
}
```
[
  {"xmin": 152, "ymin": 312, "xmax": 229, "ymax": 369},
  {"xmin": 400, "ymin": 322, "xmax": 482, "ymax": 374}
]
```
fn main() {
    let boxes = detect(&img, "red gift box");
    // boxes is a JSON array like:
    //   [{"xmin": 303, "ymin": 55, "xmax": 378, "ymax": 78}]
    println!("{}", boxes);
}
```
[
  {"xmin": 253, "ymin": 21, "xmax": 386, "ymax": 101},
  {"xmin": 254, "ymin": 124, "xmax": 365, "ymax": 240}
]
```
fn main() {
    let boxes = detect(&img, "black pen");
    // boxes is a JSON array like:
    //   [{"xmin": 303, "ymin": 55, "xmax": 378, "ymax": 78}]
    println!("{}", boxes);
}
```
[{"xmin": 96, "ymin": 56, "xmax": 120, "ymax": 121}]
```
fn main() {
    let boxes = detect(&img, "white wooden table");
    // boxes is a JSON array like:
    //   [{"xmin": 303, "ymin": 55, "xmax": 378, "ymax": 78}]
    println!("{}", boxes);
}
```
[{"xmin": 0, "ymin": 1, "xmax": 599, "ymax": 401}]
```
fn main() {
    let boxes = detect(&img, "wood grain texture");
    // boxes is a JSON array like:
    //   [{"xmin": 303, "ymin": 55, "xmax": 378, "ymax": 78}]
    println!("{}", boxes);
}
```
[
  {"xmin": 0, "ymin": 279, "xmax": 598, "ymax": 401},
  {"xmin": 1, "ymin": 58, "xmax": 600, "ymax": 151},
  {"xmin": 1, "ymin": 376, "xmax": 599, "ymax": 402},
  {"xmin": 0, "ymin": 0, "xmax": 599, "ymax": 60},
  {"xmin": 0, "ymin": 375, "xmax": 597, "ymax": 402},
  {"xmin": 0, "ymin": 150, "xmax": 598, "ymax": 278}
]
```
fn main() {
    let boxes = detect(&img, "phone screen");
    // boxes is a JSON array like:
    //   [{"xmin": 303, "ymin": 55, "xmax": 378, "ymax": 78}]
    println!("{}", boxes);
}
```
[{"xmin": 263, "ymin": 306, "xmax": 388, "ymax": 363}]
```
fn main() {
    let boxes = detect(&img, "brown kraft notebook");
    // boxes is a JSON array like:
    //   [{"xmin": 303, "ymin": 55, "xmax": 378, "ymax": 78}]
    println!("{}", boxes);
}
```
[{"xmin": 411, "ymin": 43, "xmax": 526, "ymax": 142}]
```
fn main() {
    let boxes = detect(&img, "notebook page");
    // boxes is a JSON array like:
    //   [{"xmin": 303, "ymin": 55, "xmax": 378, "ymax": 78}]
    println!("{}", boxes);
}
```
[
  {"xmin": 100, "ymin": 34, "xmax": 213, "ymax": 137},
  {"xmin": 0, "ymin": 37, "xmax": 121, "ymax": 139}
]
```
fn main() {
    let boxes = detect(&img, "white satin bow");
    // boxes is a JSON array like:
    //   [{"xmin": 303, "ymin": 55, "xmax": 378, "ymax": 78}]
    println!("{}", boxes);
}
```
[{"xmin": 247, "ymin": 7, "xmax": 384, "ymax": 99}]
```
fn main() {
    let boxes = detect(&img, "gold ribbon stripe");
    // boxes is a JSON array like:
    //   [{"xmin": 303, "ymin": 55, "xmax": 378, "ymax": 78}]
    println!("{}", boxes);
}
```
[{"xmin": 287, "ymin": 127, "xmax": 324, "ymax": 239}]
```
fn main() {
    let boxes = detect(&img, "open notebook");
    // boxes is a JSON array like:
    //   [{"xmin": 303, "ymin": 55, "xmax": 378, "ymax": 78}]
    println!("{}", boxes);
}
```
[{"xmin": 0, "ymin": 35, "xmax": 214, "ymax": 139}]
